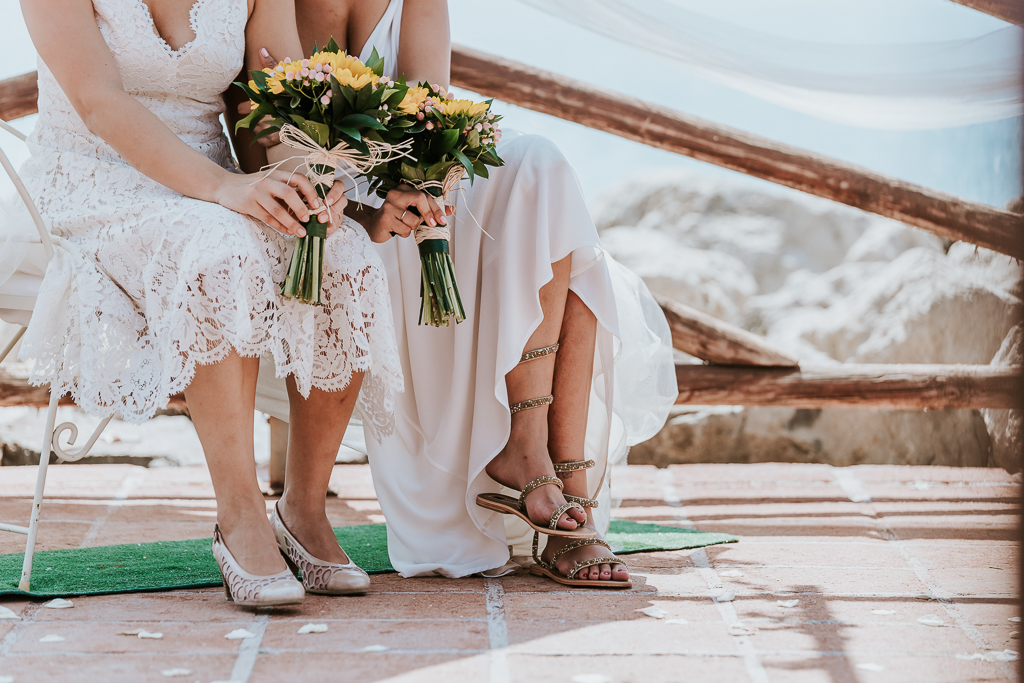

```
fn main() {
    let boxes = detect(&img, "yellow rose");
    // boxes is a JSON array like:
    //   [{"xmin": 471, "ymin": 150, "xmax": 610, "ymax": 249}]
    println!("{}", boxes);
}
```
[{"xmin": 397, "ymin": 86, "xmax": 429, "ymax": 115}]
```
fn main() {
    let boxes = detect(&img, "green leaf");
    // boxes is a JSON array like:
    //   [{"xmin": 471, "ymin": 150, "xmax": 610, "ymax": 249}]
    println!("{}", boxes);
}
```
[
  {"xmin": 425, "ymin": 161, "xmax": 455, "ymax": 181},
  {"xmin": 234, "ymin": 108, "xmax": 261, "ymax": 132},
  {"xmin": 467, "ymin": 130, "xmax": 481, "ymax": 149},
  {"xmin": 451, "ymin": 148, "xmax": 475, "ymax": 183},
  {"xmin": 300, "ymin": 120, "xmax": 331, "ymax": 146},
  {"xmin": 234, "ymin": 81, "xmax": 259, "ymax": 100},
  {"xmin": 472, "ymin": 158, "xmax": 489, "ymax": 179},
  {"xmin": 407, "ymin": 121, "xmax": 426, "ymax": 134},
  {"xmin": 250, "ymin": 70, "xmax": 269, "ymax": 88},
  {"xmin": 400, "ymin": 163, "xmax": 426, "ymax": 181},
  {"xmin": 436, "ymin": 128, "xmax": 460, "ymax": 156},
  {"xmin": 339, "ymin": 113, "xmax": 386, "ymax": 131},
  {"xmin": 326, "ymin": 37, "xmax": 340, "ymax": 53},
  {"xmin": 334, "ymin": 125, "xmax": 361, "ymax": 141}
]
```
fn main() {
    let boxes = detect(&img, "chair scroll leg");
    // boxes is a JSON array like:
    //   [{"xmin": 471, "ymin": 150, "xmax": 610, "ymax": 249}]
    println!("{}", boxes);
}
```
[
  {"xmin": 0, "ymin": 327, "xmax": 26, "ymax": 364},
  {"xmin": 19, "ymin": 389, "xmax": 60, "ymax": 591}
]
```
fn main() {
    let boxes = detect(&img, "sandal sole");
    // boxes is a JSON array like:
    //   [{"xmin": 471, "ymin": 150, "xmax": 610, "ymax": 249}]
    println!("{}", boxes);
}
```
[
  {"xmin": 529, "ymin": 564, "xmax": 632, "ymax": 589},
  {"xmin": 476, "ymin": 493, "xmax": 597, "ymax": 538}
]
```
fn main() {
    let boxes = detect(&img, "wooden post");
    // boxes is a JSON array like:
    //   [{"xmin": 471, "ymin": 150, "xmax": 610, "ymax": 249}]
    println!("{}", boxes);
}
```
[
  {"xmin": 0, "ymin": 73, "xmax": 38, "ymax": 122},
  {"xmin": 657, "ymin": 295, "xmax": 798, "ymax": 367},
  {"xmin": 450, "ymin": 47, "xmax": 1024, "ymax": 260},
  {"xmin": 675, "ymin": 363, "xmax": 1021, "ymax": 410}
]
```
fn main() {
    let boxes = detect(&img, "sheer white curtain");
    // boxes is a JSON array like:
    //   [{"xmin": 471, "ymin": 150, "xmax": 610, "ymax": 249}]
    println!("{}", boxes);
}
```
[{"xmin": 517, "ymin": 0, "xmax": 1023, "ymax": 130}]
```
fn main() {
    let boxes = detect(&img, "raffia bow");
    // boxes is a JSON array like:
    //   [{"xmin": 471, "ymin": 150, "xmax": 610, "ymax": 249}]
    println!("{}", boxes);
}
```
[
  {"xmin": 405, "ymin": 166, "xmax": 492, "ymax": 244},
  {"xmin": 261, "ymin": 123, "xmax": 414, "ymax": 207}
]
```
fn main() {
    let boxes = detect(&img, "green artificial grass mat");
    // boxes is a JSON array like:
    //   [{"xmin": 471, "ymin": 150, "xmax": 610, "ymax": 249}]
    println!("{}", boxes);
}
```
[{"xmin": 0, "ymin": 520, "xmax": 736, "ymax": 598}]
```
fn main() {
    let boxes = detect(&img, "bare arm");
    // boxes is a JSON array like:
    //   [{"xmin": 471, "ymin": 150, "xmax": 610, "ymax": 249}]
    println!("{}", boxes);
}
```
[
  {"xmin": 397, "ymin": 0, "xmax": 451, "ymax": 88},
  {"xmin": 22, "ymin": 0, "xmax": 327, "ymax": 236}
]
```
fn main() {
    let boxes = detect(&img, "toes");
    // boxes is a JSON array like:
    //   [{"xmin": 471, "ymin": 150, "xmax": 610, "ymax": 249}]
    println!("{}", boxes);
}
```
[
  {"xmin": 599, "ymin": 563, "xmax": 612, "ymax": 580},
  {"xmin": 568, "ymin": 507, "xmax": 587, "ymax": 526},
  {"xmin": 588, "ymin": 565, "xmax": 601, "ymax": 580},
  {"xmin": 612, "ymin": 565, "xmax": 629, "ymax": 581},
  {"xmin": 557, "ymin": 512, "xmax": 579, "ymax": 530}
]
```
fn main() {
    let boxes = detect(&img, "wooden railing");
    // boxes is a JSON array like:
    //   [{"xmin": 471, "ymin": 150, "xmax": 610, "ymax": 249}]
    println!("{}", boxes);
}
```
[
  {"xmin": 0, "ymin": 37, "xmax": 1020, "ymax": 412},
  {"xmin": 948, "ymin": 0, "xmax": 1024, "ymax": 26}
]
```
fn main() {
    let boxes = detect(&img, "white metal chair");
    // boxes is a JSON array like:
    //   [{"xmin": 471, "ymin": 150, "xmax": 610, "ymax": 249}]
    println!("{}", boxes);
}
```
[{"xmin": 0, "ymin": 119, "xmax": 112, "ymax": 591}]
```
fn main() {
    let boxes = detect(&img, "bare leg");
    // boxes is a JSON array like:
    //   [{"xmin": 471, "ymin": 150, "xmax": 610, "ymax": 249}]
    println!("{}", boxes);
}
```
[
  {"xmin": 485, "ymin": 255, "xmax": 586, "ymax": 531},
  {"xmin": 184, "ymin": 351, "xmax": 286, "ymax": 576},
  {"xmin": 544, "ymin": 291, "xmax": 630, "ymax": 582},
  {"xmin": 277, "ymin": 373, "xmax": 364, "ymax": 564}
]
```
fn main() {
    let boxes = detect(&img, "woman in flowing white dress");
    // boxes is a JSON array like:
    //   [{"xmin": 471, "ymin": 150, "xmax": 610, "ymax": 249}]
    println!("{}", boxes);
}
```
[
  {"xmin": 20, "ymin": 0, "xmax": 403, "ymax": 606},
  {"xmin": 250, "ymin": 0, "xmax": 676, "ymax": 586}
]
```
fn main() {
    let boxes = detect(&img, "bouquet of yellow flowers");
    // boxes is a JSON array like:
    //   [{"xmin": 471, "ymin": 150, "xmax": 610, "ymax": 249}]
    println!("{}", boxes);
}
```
[
  {"xmin": 367, "ymin": 82, "xmax": 503, "ymax": 326},
  {"xmin": 235, "ymin": 40, "xmax": 411, "ymax": 304}
]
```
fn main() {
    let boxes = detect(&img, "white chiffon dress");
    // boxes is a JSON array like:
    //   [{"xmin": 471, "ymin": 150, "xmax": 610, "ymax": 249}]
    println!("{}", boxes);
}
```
[
  {"xmin": 18, "ymin": 0, "xmax": 403, "ymax": 437},
  {"xmin": 256, "ymin": 0, "xmax": 677, "ymax": 577}
]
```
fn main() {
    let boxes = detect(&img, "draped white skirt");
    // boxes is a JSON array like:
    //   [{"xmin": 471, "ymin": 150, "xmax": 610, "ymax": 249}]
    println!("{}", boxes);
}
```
[{"xmin": 257, "ymin": 132, "xmax": 676, "ymax": 577}]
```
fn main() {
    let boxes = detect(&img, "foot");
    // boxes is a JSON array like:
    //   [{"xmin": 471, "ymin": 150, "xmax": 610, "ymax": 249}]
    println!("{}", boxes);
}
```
[
  {"xmin": 217, "ymin": 507, "xmax": 289, "ymax": 576},
  {"xmin": 277, "ymin": 495, "xmax": 351, "ymax": 565},
  {"xmin": 485, "ymin": 410, "xmax": 586, "ymax": 532},
  {"xmin": 542, "ymin": 526, "xmax": 630, "ymax": 583}
]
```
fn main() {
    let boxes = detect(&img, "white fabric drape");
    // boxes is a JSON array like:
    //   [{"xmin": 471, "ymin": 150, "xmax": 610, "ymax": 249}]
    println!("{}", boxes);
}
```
[{"xmin": 517, "ymin": 0, "xmax": 1023, "ymax": 130}]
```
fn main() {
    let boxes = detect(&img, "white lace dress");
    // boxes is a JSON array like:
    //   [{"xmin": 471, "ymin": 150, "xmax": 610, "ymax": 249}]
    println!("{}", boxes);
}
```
[
  {"xmin": 18, "ymin": 0, "xmax": 402, "ymax": 435},
  {"xmin": 259, "ymin": 0, "xmax": 677, "ymax": 578}
]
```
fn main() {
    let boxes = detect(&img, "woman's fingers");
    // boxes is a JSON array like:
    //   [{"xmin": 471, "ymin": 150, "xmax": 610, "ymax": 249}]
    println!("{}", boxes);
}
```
[
  {"xmin": 259, "ymin": 47, "xmax": 277, "ymax": 69},
  {"xmin": 273, "ymin": 171, "xmax": 322, "ymax": 210},
  {"xmin": 257, "ymin": 192, "xmax": 305, "ymax": 237},
  {"xmin": 268, "ymin": 181, "xmax": 312, "ymax": 227},
  {"xmin": 419, "ymin": 193, "xmax": 448, "ymax": 227},
  {"xmin": 317, "ymin": 183, "xmax": 349, "ymax": 225}
]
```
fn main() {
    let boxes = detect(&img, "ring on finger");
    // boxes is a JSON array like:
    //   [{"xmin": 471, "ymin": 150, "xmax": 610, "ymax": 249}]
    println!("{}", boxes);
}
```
[{"xmin": 400, "ymin": 209, "xmax": 407, "ymax": 221}]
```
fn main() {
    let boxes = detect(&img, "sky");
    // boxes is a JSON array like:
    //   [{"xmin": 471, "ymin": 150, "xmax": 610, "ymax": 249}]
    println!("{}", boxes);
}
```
[{"xmin": 0, "ymin": 0, "xmax": 1021, "ymax": 207}]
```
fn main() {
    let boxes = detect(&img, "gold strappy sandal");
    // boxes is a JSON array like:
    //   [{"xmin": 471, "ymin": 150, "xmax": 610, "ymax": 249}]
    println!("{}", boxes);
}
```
[
  {"xmin": 476, "ymin": 343, "xmax": 596, "ymax": 540},
  {"xmin": 529, "ymin": 459, "xmax": 632, "ymax": 589}
]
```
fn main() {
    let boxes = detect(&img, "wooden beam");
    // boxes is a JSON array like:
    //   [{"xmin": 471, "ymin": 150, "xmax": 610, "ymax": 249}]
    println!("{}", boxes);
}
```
[
  {"xmin": 675, "ymin": 363, "xmax": 1022, "ymax": 410},
  {"xmin": 657, "ymin": 294, "xmax": 798, "ymax": 367},
  {"xmin": 0, "ymin": 72, "xmax": 38, "ymax": 122},
  {"xmin": 947, "ymin": 0, "xmax": 1024, "ymax": 26},
  {"xmin": 450, "ymin": 46, "xmax": 1024, "ymax": 260}
]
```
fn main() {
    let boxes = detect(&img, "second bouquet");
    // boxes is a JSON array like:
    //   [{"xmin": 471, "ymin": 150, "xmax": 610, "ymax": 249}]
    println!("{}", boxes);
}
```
[
  {"xmin": 368, "ymin": 83, "xmax": 504, "ymax": 327},
  {"xmin": 236, "ymin": 40, "xmax": 411, "ymax": 305}
]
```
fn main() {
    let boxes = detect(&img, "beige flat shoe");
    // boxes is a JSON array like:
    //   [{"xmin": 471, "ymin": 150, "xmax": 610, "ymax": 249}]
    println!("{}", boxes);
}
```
[
  {"xmin": 212, "ymin": 525, "xmax": 305, "ymax": 608},
  {"xmin": 272, "ymin": 504, "xmax": 370, "ymax": 596}
]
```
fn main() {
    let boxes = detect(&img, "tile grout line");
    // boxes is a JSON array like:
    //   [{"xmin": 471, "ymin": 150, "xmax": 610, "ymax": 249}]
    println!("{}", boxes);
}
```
[
  {"xmin": 228, "ymin": 612, "xmax": 270, "ymax": 683},
  {"xmin": 77, "ymin": 468, "xmax": 146, "ymax": 548},
  {"xmin": 656, "ymin": 470, "xmax": 771, "ymax": 683},
  {"xmin": 0, "ymin": 603, "xmax": 41, "ymax": 661},
  {"xmin": 484, "ymin": 577, "xmax": 510, "ymax": 683},
  {"xmin": 831, "ymin": 466, "xmax": 1017, "ymax": 682}
]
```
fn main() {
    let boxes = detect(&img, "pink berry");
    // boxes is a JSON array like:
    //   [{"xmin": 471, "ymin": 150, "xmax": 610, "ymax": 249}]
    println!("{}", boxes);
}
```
[
  {"xmin": 321, "ymin": 95, "xmax": 330, "ymax": 105},
  {"xmin": 416, "ymin": 112, "xmax": 424, "ymax": 120},
  {"xmin": 301, "ymin": 59, "xmax": 310, "ymax": 68},
  {"xmin": 425, "ymin": 122, "xmax": 434, "ymax": 130}
]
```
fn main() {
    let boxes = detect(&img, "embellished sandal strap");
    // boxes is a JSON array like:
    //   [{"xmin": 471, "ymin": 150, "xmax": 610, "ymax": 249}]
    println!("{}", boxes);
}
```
[
  {"xmin": 567, "ymin": 555, "xmax": 627, "ymax": 580},
  {"xmin": 552, "ymin": 459, "xmax": 596, "ymax": 473},
  {"xmin": 532, "ymin": 531, "xmax": 546, "ymax": 568},
  {"xmin": 518, "ymin": 475, "xmax": 563, "ymax": 510},
  {"xmin": 548, "ymin": 501, "xmax": 585, "ymax": 530},
  {"xmin": 564, "ymin": 494, "xmax": 599, "ymax": 509},
  {"xmin": 519, "ymin": 343, "xmax": 559, "ymax": 364},
  {"xmin": 510, "ymin": 395, "xmax": 554, "ymax": 415},
  {"xmin": 548, "ymin": 537, "xmax": 611, "ymax": 567}
]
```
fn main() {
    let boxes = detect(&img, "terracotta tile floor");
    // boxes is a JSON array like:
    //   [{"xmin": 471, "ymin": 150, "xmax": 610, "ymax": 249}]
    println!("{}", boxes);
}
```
[{"xmin": 0, "ymin": 462, "xmax": 1019, "ymax": 683}]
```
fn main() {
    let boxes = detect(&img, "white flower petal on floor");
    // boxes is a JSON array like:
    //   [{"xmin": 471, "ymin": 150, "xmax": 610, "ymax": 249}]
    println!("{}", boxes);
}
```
[
  {"xmin": 719, "ymin": 569, "xmax": 743, "ymax": 577},
  {"xmin": 42, "ymin": 599, "xmax": 73, "ymax": 609},
  {"xmin": 917, "ymin": 615, "xmax": 945, "ymax": 627},
  {"xmin": 361, "ymin": 644, "xmax": 389, "ymax": 652},
  {"xmin": 641, "ymin": 607, "xmax": 667, "ymax": 619},
  {"xmin": 0, "ymin": 607, "xmax": 19, "ymax": 620},
  {"xmin": 224, "ymin": 629, "xmax": 256, "ymax": 640},
  {"xmin": 38, "ymin": 634, "xmax": 64, "ymax": 642},
  {"xmin": 137, "ymin": 630, "xmax": 163, "ymax": 639},
  {"xmin": 571, "ymin": 675, "xmax": 611, "ymax": 683},
  {"xmin": 711, "ymin": 589, "xmax": 735, "ymax": 602},
  {"xmin": 298, "ymin": 623, "xmax": 328, "ymax": 634},
  {"xmin": 1009, "ymin": 617, "xmax": 1021, "ymax": 623},
  {"xmin": 665, "ymin": 618, "xmax": 688, "ymax": 625},
  {"xmin": 856, "ymin": 663, "xmax": 885, "ymax": 672},
  {"xmin": 956, "ymin": 650, "xmax": 1018, "ymax": 662},
  {"xmin": 727, "ymin": 623, "xmax": 757, "ymax": 636},
  {"xmin": 160, "ymin": 669, "xmax": 191, "ymax": 677},
  {"xmin": 777, "ymin": 600, "xmax": 799, "ymax": 608},
  {"xmin": 871, "ymin": 610, "xmax": 896, "ymax": 615}
]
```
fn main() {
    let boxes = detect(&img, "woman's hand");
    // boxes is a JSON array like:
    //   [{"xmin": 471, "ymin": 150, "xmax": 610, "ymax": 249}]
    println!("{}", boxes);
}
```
[
  {"xmin": 362, "ymin": 185, "xmax": 451, "ymax": 244},
  {"xmin": 214, "ymin": 169, "xmax": 347, "ymax": 237}
]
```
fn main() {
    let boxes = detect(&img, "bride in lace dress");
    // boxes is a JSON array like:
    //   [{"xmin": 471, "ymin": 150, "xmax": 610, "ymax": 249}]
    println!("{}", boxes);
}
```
[
  {"xmin": 248, "ymin": 0, "xmax": 677, "ymax": 587},
  {"xmin": 19, "ymin": 0, "xmax": 402, "ymax": 605}
]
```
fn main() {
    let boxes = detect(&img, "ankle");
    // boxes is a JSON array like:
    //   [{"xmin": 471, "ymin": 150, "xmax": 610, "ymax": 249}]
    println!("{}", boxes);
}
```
[{"xmin": 278, "ymin": 494, "xmax": 326, "ymax": 526}]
